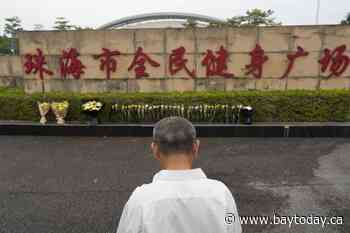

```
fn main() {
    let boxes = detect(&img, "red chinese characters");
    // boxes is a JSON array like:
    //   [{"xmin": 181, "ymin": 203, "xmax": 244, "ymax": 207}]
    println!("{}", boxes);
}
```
[
  {"xmin": 128, "ymin": 47, "xmax": 160, "ymax": 78},
  {"xmin": 169, "ymin": 46, "xmax": 196, "ymax": 78},
  {"xmin": 24, "ymin": 48, "xmax": 53, "ymax": 80},
  {"xmin": 281, "ymin": 46, "xmax": 309, "ymax": 79},
  {"xmin": 319, "ymin": 45, "xmax": 349, "ymax": 78},
  {"xmin": 23, "ymin": 44, "xmax": 350, "ymax": 81},
  {"xmin": 94, "ymin": 48, "xmax": 121, "ymax": 80},
  {"xmin": 245, "ymin": 44, "xmax": 268, "ymax": 79},
  {"xmin": 201, "ymin": 46, "xmax": 234, "ymax": 78},
  {"xmin": 60, "ymin": 48, "xmax": 86, "ymax": 79}
]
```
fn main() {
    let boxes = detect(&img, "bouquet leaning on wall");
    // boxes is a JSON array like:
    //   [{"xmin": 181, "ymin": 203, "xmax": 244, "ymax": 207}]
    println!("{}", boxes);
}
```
[
  {"xmin": 239, "ymin": 106, "xmax": 254, "ymax": 125},
  {"xmin": 82, "ymin": 100, "xmax": 103, "ymax": 125},
  {"xmin": 51, "ymin": 101, "xmax": 70, "ymax": 125},
  {"xmin": 37, "ymin": 102, "xmax": 51, "ymax": 124}
]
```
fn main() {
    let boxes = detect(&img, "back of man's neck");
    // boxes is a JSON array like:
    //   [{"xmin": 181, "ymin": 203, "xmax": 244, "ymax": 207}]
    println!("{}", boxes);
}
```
[
  {"xmin": 160, "ymin": 153, "xmax": 194, "ymax": 170},
  {"xmin": 162, "ymin": 165, "xmax": 193, "ymax": 170}
]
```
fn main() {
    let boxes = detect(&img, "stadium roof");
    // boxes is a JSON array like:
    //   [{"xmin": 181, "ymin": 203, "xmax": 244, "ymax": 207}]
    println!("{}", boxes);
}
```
[{"xmin": 98, "ymin": 12, "xmax": 225, "ymax": 29}]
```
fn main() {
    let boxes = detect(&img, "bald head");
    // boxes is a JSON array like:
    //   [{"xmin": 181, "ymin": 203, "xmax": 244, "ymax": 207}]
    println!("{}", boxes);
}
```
[{"xmin": 153, "ymin": 117, "xmax": 197, "ymax": 156}]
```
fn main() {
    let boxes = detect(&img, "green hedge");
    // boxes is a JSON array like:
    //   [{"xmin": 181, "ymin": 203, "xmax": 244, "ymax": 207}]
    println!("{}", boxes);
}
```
[{"xmin": 0, "ymin": 87, "xmax": 349, "ymax": 122}]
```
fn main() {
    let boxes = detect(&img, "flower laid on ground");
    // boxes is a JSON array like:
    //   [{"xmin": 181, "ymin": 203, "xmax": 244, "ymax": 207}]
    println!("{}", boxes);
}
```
[
  {"xmin": 35, "ymin": 102, "xmax": 255, "ymax": 124},
  {"xmin": 51, "ymin": 101, "xmax": 69, "ymax": 125},
  {"xmin": 37, "ymin": 102, "xmax": 51, "ymax": 124},
  {"xmin": 110, "ymin": 103, "xmax": 254, "ymax": 123},
  {"xmin": 82, "ymin": 101, "xmax": 103, "ymax": 112}
]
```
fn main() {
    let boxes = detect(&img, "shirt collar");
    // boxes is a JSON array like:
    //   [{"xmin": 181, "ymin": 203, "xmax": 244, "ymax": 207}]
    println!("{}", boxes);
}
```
[{"xmin": 152, "ymin": 168, "xmax": 207, "ymax": 182}]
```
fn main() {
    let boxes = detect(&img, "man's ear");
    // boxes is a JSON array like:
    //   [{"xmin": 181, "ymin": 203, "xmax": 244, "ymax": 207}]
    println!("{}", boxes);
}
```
[
  {"xmin": 193, "ymin": 139, "xmax": 200, "ymax": 159},
  {"xmin": 151, "ymin": 142, "xmax": 161, "ymax": 161}
]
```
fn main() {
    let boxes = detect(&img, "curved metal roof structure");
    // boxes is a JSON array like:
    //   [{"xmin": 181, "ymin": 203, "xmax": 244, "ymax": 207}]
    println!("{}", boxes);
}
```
[{"xmin": 98, "ymin": 12, "xmax": 225, "ymax": 29}]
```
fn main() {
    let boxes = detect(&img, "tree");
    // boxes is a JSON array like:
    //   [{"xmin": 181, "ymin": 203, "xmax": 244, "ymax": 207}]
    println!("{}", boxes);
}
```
[
  {"xmin": 227, "ymin": 9, "xmax": 281, "ymax": 26},
  {"xmin": 53, "ymin": 17, "xmax": 93, "ymax": 30},
  {"xmin": 33, "ymin": 24, "xmax": 44, "ymax": 31},
  {"xmin": 341, "ymin": 13, "xmax": 350, "ymax": 25},
  {"xmin": 2, "ymin": 16, "xmax": 22, "ymax": 54},
  {"xmin": 71, "ymin": 25, "xmax": 95, "ymax": 30},
  {"xmin": 207, "ymin": 22, "xmax": 227, "ymax": 28},
  {"xmin": 183, "ymin": 19, "xmax": 198, "ymax": 28},
  {"xmin": 54, "ymin": 17, "xmax": 73, "ymax": 31},
  {"xmin": 4, "ymin": 16, "xmax": 23, "ymax": 37},
  {"xmin": 0, "ymin": 36, "xmax": 12, "ymax": 54}
]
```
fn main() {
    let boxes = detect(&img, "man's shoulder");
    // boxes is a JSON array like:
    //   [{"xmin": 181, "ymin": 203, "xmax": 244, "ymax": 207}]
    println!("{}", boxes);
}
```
[
  {"xmin": 138, "ymin": 177, "xmax": 227, "ymax": 189},
  {"xmin": 205, "ymin": 178, "xmax": 228, "ymax": 188},
  {"xmin": 130, "ymin": 178, "xmax": 230, "ymax": 202},
  {"xmin": 129, "ymin": 182, "xmax": 163, "ymax": 200},
  {"xmin": 124, "ymin": 183, "xmax": 160, "ymax": 208},
  {"xmin": 205, "ymin": 178, "xmax": 232, "ymax": 193}
]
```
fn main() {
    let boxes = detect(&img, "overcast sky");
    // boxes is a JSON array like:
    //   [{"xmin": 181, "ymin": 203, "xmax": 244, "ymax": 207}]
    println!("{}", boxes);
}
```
[{"xmin": 0, "ymin": 0, "xmax": 349, "ymax": 30}]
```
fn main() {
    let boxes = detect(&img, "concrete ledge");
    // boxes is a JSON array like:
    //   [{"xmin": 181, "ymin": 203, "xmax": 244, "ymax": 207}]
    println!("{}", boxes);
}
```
[
  {"xmin": 288, "ymin": 125, "xmax": 350, "ymax": 137},
  {"xmin": 0, "ymin": 122, "xmax": 350, "ymax": 137}
]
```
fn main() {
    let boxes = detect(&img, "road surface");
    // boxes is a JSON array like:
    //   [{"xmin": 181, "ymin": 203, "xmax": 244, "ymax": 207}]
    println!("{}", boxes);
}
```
[{"xmin": 0, "ymin": 136, "xmax": 349, "ymax": 233}]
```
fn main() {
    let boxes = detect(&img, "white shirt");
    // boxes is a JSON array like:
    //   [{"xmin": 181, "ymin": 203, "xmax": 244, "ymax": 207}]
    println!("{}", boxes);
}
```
[{"xmin": 116, "ymin": 168, "xmax": 242, "ymax": 233}]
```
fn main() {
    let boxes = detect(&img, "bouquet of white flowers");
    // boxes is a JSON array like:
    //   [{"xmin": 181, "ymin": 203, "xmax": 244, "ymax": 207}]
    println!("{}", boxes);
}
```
[
  {"xmin": 82, "ymin": 101, "xmax": 103, "ymax": 112},
  {"xmin": 82, "ymin": 101, "xmax": 103, "ymax": 124}
]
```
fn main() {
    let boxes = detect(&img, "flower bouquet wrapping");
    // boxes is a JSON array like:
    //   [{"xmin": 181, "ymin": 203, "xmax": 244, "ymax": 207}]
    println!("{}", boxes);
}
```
[
  {"xmin": 82, "ymin": 100, "xmax": 103, "ymax": 125},
  {"xmin": 239, "ymin": 105, "xmax": 254, "ymax": 125},
  {"xmin": 51, "ymin": 101, "xmax": 69, "ymax": 125},
  {"xmin": 37, "ymin": 102, "xmax": 51, "ymax": 124}
]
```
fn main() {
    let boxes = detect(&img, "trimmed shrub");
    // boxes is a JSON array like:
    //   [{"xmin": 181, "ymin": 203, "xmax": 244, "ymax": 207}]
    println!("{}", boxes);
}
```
[{"xmin": 0, "ymin": 88, "xmax": 349, "ymax": 123}]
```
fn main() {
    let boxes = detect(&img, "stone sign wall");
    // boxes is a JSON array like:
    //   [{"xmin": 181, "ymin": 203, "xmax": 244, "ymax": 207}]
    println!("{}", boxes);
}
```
[
  {"xmin": 0, "ymin": 25, "xmax": 350, "ymax": 93},
  {"xmin": 0, "ymin": 56, "xmax": 23, "ymax": 87}
]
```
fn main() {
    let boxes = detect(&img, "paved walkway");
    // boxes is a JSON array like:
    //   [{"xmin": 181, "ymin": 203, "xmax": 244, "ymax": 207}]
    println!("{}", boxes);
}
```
[{"xmin": 0, "ymin": 137, "xmax": 349, "ymax": 233}]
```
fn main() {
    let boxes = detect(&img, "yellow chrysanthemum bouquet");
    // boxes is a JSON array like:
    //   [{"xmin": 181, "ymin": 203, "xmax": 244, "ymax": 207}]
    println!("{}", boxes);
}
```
[
  {"xmin": 37, "ymin": 102, "xmax": 51, "ymax": 124},
  {"xmin": 51, "ymin": 101, "xmax": 69, "ymax": 125}
]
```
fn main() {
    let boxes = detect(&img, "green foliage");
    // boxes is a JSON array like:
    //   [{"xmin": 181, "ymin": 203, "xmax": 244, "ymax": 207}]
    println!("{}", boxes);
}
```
[
  {"xmin": 207, "ymin": 22, "xmax": 228, "ymax": 28},
  {"xmin": 4, "ymin": 16, "xmax": 23, "ymax": 37},
  {"xmin": 53, "ymin": 17, "xmax": 91, "ymax": 31},
  {"xmin": 341, "ymin": 13, "xmax": 350, "ymax": 25},
  {"xmin": 53, "ymin": 17, "xmax": 74, "ymax": 31},
  {"xmin": 72, "ymin": 25, "xmax": 95, "ymax": 30},
  {"xmin": 183, "ymin": 19, "xmax": 198, "ymax": 28},
  {"xmin": 1, "ymin": 16, "xmax": 21, "ymax": 54},
  {"xmin": 33, "ymin": 24, "xmax": 44, "ymax": 31},
  {"xmin": 227, "ymin": 9, "xmax": 281, "ymax": 26},
  {"xmin": 0, "ymin": 88, "xmax": 349, "ymax": 123},
  {"xmin": 0, "ymin": 36, "xmax": 12, "ymax": 55}
]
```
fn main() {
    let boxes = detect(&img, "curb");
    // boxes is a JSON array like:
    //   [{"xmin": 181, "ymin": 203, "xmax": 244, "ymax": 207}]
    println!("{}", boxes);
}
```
[{"xmin": 0, "ymin": 122, "xmax": 350, "ymax": 137}]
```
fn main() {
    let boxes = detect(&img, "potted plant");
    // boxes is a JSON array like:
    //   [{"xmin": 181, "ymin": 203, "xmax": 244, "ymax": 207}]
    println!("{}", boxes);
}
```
[
  {"xmin": 82, "ymin": 100, "xmax": 103, "ymax": 125},
  {"xmin": 239, "ymin": 105, "xmax": 254, "ymax": 125},
  {"xmin": 51, "ymin": 101, "xmax": 69, "ymax": 125},
  {"xmin": 37, "ymin": 102, "xmax": 51, "ymax": 124}
]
